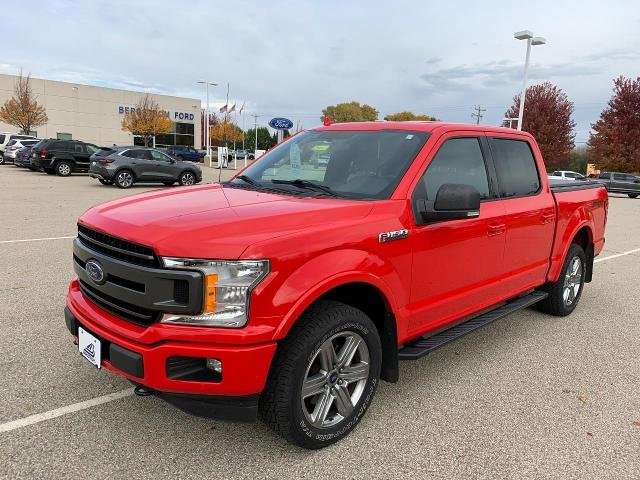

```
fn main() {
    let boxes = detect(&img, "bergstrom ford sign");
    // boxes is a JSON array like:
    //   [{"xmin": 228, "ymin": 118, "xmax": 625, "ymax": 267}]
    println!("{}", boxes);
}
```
[{"xmin": 118, "ymin": 106, "xmax": 195, "ymax": 122}]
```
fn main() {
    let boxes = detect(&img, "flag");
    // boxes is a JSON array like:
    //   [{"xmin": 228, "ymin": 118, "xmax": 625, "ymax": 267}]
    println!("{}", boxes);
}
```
[
  {"xmin": 219, "ymin": 104, "xmax": 227, "ymax": 113},
  {"xmin": 228, "ymin": 104, "xmax": 236, "ymax": 113}
]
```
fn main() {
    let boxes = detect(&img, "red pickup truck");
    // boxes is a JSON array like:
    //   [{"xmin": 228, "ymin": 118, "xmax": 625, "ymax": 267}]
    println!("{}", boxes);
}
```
[{"xmin": 65, "ymin": 122, "xmax": 607, "ymax": 449}]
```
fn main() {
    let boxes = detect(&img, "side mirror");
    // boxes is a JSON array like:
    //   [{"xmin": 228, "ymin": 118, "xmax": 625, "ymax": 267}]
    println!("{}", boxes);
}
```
[{"xmin": 417, "ymin": 184, "xmax": 481, "ymax": 222}]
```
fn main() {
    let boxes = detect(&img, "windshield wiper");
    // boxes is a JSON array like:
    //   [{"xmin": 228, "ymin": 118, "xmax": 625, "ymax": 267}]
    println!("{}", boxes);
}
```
[
  {"xmin": 235, "ymin": 174, "xmax": 262, "ymax": 187},
  {"xmin": 270, "ymin": 179, "xmax": 344, "ymax": 197}
]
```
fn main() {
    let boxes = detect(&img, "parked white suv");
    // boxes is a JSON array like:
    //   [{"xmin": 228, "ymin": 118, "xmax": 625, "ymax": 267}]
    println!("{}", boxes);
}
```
[
  {"xmin": 0, "ymin": 132, "xmax": 36, "ymax": 157},
  {"xmin": 548, "ymin": 170, "xmax": 587, "ymax": 181},
  {"xmin": 1, "ymin": 138, "xmax": 40, "ymax": 164}
]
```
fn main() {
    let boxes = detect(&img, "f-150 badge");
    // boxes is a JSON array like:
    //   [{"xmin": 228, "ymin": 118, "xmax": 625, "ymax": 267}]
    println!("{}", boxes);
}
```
[{"xmin": 378, "ymin": 229, "xmax": 409, "ymax": 243}]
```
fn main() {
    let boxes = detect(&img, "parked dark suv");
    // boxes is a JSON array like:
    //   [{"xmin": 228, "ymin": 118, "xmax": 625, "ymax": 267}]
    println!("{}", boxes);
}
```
[
  {"xmin": 88, "ymin": 146, "xmax": 202, "ymax": 188},
  {"xmin": 31, "ymin": 139, "xmax": 99, "ymax": 176},
  {"xmin": 597, "ymin": 172, "xmax": 640, "ymax": 198},
  {"xmin": 166, "ymin": 145, "xmax": 205, "ymax": 162}
]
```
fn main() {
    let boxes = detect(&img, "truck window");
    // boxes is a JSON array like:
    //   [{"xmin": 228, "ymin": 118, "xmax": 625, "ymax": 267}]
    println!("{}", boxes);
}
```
[
  {"xmin": 489, "ymin": 138, "xmax": 540, "ymax": 198},
  {"xmin": 417, "ymin": 137, "xmax": 490, "ymax": 201},
  {"xmin": 599, "ymin": 172, "xmax": 610, "ymax": 180}
]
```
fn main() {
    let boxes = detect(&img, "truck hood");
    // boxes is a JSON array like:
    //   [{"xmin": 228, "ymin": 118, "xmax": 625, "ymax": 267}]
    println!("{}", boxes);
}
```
[{"xmin": 79, "ymin": 184, "xmax": 373, "ymax": 259}]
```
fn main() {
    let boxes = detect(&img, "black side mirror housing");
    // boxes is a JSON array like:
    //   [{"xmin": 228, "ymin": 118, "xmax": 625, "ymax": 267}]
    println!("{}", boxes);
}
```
[{"xmin": 418, "ymin": 184, "xmax": 481, "ymax": 222}]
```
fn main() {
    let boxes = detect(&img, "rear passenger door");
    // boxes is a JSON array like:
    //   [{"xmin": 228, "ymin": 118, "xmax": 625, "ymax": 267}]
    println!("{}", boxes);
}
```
[{"xmin": 487, "ymin": 135, "xmax": 555, "ymax": 292}]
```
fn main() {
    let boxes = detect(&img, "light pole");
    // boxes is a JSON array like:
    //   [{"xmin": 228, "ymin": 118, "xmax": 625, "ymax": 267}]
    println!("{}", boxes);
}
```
[
  {"xmin": 514, "ymin": 30, "xmax": 546, "ymax": 131},
  {"xmin": 197, "ymin": 80, "xmax": 217, "ymax": 165}
]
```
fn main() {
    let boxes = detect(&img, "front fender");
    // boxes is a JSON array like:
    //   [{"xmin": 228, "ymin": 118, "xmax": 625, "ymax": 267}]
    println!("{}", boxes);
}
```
[{"xmin": 267, "ymin": 249, "xmax": 404, "ymax": 340}]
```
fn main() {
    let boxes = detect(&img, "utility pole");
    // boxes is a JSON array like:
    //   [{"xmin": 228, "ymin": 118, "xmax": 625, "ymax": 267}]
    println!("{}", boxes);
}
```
[
  {"xmin": 251, "ymin": 113, "xmax": 259, "ymax": 152},
  {"xmin": 471, "ymin": 105, "xmax": 486, "ymax": 124}
]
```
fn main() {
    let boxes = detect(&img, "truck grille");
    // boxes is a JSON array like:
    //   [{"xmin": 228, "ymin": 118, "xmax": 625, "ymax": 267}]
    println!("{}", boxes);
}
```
[
  {"xmin": 79, "ymin": 280, "xmax": 161, "ymax": 326},
  {"xmin": 77, "ymin": 224, "xmax": 160, "ymax": 268}
]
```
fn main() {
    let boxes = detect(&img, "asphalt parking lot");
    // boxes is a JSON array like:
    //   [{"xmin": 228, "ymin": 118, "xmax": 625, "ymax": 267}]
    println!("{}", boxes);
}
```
[{"xmin": 1, "ymin": 166, "xmax": 639, "ymax": 479}]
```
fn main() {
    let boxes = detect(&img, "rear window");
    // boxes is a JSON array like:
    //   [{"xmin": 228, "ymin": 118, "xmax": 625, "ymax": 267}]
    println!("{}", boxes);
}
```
[
  {"xmin": 489, "ymin": 138, "xmax": 541, "ymax": 198},
  {"xmin": 0, "ymin": 135, "xmax": 5, "ymax": 143},
  {"xmin": 7, "ymin": 140, "xmax": 17, "ymax": 146},
  {"xmin": 22, "ymin": 140, "xmax": 38, "ymax": 146},
  {"xmin": 94, "ymin": 147, "xmax": 115, "ymax": 157}
]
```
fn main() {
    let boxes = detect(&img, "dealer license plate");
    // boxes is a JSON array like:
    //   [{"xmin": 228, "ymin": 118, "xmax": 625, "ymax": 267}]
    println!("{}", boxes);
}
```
[{"xmin": 78, "ymin": 327, "xmax": 101, "ymax": 369}]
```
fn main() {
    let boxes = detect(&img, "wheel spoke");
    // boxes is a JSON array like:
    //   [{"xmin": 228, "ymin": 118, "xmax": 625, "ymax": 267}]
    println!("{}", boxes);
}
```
[
  {"xmin": 318, "ymin": 341, "xmax": 337, "ymax": 371},
  {"xmin": 340, "ymin": 362, "xmax": 369, "ymax": 383},
  {"xmin": 337, "ymin": 335, "xmax": 360, "ymax": 368},
  {"xmin": 301, "ymin": 373, "xmax": 327, "ymax": 399},
  {"xmin": 311, "ymin": 391, "xmax": 334, "ymax": 427},
  {"xmin": 333, "ymin": 385, "xmax": 354, "ymax": 417}
]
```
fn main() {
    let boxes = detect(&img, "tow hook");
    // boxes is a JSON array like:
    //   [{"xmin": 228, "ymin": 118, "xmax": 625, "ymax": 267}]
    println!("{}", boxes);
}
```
[{"xmin": 134, "ymin": 384, "xmax": 155, "ymax": 396}]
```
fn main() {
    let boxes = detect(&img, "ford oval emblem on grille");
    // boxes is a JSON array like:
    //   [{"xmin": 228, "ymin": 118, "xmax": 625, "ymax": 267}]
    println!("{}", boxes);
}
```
[{"xmin": 86, "ymin": 260, "xmax": 105, "ymax": 284}]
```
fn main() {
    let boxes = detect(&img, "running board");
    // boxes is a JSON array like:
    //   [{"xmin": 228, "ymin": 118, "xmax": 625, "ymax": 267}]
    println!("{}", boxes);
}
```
[{"xmin": 398, "ymin": 291, "xmax": 548, "ymax": 360}]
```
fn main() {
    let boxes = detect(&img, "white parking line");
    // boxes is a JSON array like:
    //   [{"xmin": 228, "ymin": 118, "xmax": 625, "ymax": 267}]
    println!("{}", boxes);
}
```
[
  {"xmin": 595, "ymin": 247, "xmax": 640, "ymax": 263},
  {"xmin": 0, "ymin": 235, "xmax": 75, "ymax": 244},
  {"xmin": 0, "ymin": 388, "xmax": 134, "ymax": 434}
]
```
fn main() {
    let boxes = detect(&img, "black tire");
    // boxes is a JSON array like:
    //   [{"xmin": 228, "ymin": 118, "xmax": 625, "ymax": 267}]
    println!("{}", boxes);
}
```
[
  {"xmin": 178, "ymin": 170, "xmax": 196, "ymax": 186},
  {"xmin": 259, "ymin": 300, "xmax": 381, "ymax": 449},
  {"xmin": 0, "ymin": 156, "xmax": 4, "ymax": 165},
  {"xmin": 55, "ymin": 161, "xmax": 72, "ymax": 177},
  {"xmin": 98, "ymin": 178, "xmax": 113, "ymax": 185},
  {"xmin": 114, "ymin": 169, "xmax": 135, "ymax": 189},
  {"xmin": 537, "ymin": 243, "xmax": 586, "ymax": 316},
  {"xmin": 163, "ymin": 181, "xmax": 174, "ymax": 186},
  {"xmin": 628, "ymin": 194, "xmax": 638, "ymax": 199}
]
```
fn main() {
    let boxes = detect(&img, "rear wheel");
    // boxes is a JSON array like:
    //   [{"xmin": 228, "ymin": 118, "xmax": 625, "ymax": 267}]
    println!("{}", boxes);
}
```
[
  {"xmin": 55, "ymin": 161, "xmax": 72, "ymax": 176},
  {"xmin": 628, "ymin": 193, "xmax": 638, "ymax": 199},
  {"xmin": 98, "ymin": 178, "xmax": 113, "ymax": 185},
  {"xmin": 259, "ymin": 300, "xmax": 381, "ymax": 449},
  {"xmin": 537, "ymin": 243, "xmax": 586, "ymax": 316},
  {"xmin": 115, "ymin": 170, "xmax": 134, "ymax": 188},
  {"xmin": 178, "ymin": 171, "xmax": 196, "ymax": 186}
]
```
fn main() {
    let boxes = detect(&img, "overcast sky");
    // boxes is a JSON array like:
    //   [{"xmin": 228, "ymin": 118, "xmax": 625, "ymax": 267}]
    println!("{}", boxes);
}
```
[{"xmin": 3, "ymin": 0, "xmax": 639, "ymax": 142}]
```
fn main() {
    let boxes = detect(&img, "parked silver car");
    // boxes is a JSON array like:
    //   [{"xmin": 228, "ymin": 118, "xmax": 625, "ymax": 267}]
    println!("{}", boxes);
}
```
[{"xmin": 1, "ymin": 138, "xmax": 40, "ymax": 164}]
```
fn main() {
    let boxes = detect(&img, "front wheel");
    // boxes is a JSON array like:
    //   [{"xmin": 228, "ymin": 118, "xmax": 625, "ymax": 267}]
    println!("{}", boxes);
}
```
[
  {"xmin": 628, "ymin": 193, "xmax": 638, "ymax": 199},
  {"xmin": 98, "ymin": 178, "xmax": 113, "ymax": 185},
  {"xmin": 259, "ymin": 300, "xmax": 381, "ymax": 449},
  {"xmin": 178, "ymin": 171, "xmax": 196, "ymax": 186},
  {"xmin": 537, "ymin": 243, "xmax": 586, "ymax": 316},
  {"xmin": 114, "ymin": 170, "xmax": 134, "ymax": 188}
]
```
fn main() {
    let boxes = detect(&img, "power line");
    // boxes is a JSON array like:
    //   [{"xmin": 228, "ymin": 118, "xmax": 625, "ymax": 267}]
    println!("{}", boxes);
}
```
[{"xmin": 471, "ymin": 105, "xmax": 486, "ymax": 124}]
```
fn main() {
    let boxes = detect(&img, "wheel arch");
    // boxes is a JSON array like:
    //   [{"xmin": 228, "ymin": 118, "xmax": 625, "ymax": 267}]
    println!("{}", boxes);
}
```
[{"xmin": 273, "ymin": 275, "xmax": 400, "ymax": 383}]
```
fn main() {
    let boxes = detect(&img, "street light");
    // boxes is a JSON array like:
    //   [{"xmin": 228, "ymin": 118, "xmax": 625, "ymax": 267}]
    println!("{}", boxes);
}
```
[
  {"xmin": 197, "ymin": 80, "xmax": 218, "ymax": 165},
  {"xmin": 514, "ymin": 30, "xmax": 546, "ymax": 131}
]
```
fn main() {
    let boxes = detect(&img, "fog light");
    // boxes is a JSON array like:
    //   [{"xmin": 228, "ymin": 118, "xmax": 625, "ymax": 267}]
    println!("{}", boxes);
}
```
[{"xmin": 206, "ymin": 358, "xmax": 222, "ymax": 373}]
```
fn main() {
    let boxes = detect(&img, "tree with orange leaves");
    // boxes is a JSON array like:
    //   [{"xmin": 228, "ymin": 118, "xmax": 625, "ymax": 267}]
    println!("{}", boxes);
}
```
[
  {"xmin": 0, "ymin": 72, "xmax": 48, "ymax": 134},
  {"xmin": 121, "ymin": 95, "xmax": 173, "ymax": 147}
]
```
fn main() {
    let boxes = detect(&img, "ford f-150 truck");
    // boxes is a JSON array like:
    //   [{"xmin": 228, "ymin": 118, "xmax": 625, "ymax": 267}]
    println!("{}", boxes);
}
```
[{"xmin": 65, "ymin": 122, "xmax": 608, "ymax": 449}]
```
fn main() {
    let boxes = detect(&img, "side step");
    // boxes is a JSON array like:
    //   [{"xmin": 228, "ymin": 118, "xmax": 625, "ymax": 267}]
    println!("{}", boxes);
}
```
[{"xmin": 398, "ymin": 291, "xmax": 548, "ymax": 360}]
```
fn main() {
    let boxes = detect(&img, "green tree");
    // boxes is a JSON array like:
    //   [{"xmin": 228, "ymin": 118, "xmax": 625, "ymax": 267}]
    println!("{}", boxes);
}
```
[
  {"xmin": 384, "ymin": 111, "xmax": 438, "ymax": 121},
  {"xmin": 245, "ymin": 127, "xmax": 277, "ymax": 151},
  {"xmin": 321, "ymin": 101, "xmax": 378, "ymax": 123}
]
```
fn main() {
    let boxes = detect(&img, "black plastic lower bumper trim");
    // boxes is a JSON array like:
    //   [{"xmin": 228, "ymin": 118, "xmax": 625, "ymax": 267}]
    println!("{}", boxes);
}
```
[{"xmin": 155, "ymin": 392, "xmax": 259, "ymax": 422}]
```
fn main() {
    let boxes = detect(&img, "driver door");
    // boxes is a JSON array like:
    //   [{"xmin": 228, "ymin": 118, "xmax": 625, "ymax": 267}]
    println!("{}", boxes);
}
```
[{"xmin": 408, "ymin": 133, "xmax": 507, "ymax": 335}]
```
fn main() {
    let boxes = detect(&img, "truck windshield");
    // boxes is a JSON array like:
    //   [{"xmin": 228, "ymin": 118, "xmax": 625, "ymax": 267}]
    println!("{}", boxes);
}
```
[{"xmin": 231, "ymin": 129, "xmax": 429, "ymax": 199}]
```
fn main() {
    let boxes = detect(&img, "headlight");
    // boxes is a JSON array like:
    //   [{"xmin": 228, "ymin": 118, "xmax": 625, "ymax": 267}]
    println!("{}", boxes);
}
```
[{"xmin": 161, "ymin": 258, "xmax": 269, "ymax": 328}]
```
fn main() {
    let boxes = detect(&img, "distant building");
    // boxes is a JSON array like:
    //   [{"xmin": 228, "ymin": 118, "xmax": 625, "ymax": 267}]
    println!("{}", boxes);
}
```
[{"xmin": 0, "ymin": 73, "xmax": 201, "ymax": 148}]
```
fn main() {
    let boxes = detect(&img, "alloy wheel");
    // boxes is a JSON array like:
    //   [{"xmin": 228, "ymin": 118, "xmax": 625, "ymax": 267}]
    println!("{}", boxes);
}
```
[
  {"xmin": 117, "ymin": 171, "xmax": 133, "ymax": 188},
  {"xmin": 58, "ymin": 163, "xmax": 71, "ymax": 176},
  {"xmin": 181, "ymin": 172, "xmax": 195, "ymax": 185},
  {"xmin": 300, "ymin": 331, "xmax": 370, "ymax": 429},
  {"xmin": 562, "ymin": 256, "xmax": 583, "ymax": 306}
]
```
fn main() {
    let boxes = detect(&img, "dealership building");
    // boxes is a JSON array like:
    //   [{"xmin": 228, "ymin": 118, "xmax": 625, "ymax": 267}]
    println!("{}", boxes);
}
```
[{"xmin": 0, "ymin": 73, "xmax": 201, "ymax": 148}]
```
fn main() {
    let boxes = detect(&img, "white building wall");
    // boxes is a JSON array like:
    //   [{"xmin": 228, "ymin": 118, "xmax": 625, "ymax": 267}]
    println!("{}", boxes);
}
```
[{"xmin": 0, "ymin": 74, "xmax": 201, "ymax": 148}]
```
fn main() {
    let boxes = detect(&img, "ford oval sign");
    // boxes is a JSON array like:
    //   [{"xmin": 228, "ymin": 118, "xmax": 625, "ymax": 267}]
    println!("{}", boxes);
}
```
[
  {"xmin": 86, "ymin": 259, "xmax": 106, "ymax": 285},
  {"xmin": 269, "ymin": 117, "xmax": 293, "ymax": 130}
]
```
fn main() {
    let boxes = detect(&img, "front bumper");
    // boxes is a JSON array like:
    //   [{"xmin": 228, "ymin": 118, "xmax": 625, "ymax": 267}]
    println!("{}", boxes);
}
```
[{"xmin": 65, "ymin": 282, "xmax": 277, "ymax": 416}]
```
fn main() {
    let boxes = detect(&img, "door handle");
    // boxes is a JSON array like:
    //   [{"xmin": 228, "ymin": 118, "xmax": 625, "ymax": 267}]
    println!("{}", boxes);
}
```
[{"xmin": 488, "ymin": 223, "xmax": 506, "ymax": 237}]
